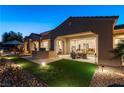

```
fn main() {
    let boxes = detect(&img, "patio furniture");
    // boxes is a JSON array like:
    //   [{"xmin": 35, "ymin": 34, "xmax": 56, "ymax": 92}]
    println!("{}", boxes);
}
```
[
  {"xmin": 70, "ymin": 51, "xmax": 76, "ymax": 59},
  {"xmin": 57, "ymin": 49, "xmax": 63, "ymax": 55},
  {"xmin": 39, "ymin": 48, "xmax": 46, "ymax": 51},
  {"xmin": 76, "ymin": 53, "xmax": 81, "ymax": 58},
  {"xmin": 81, "ymin": 53, "xmax": 87, "ymax": 59},
  {"xmin": 87, "ymin": 48, "xmax": 95, "ymax": 55}
]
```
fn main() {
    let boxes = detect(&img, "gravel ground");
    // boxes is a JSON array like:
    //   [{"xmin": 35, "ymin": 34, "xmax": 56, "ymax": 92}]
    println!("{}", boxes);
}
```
[
  {"xmin": 0, "ymin": 58, "xmax": 47, "ymax": 87},
  {"xmin": 90, "ymin": 66, "xmax": 124, "ymax": 87}
]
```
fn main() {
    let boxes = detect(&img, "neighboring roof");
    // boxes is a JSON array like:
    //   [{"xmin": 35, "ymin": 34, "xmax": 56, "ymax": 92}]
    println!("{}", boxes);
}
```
[
  {"xmin": 114, "ymin": 24, "xmax": 124, "ymax": 30},
  {"xmin": 4, "ymin": 40, "xmax": 23, "ymax": 45},
  {"xmin": 29, "ymin": 33, "xmax": 41, "ymax": 40},
  {"xmin": 30, "ymin": 33, "xmax": 41, "ymax": 37},
  {"xmin": 52, "ymin": 16, "xmax": 119, "ymax": 37},
  {"xmin": 24, "ymin": 36, "xmax": 30, "ymax": 39},
  {"xmin": 24, "ymin": 31, "xmax": 51, "ymax": 41},
  {"xmin": 24, "ymin": 36, "xmax": 30, "ymax": 41},
  {"xmin": 40, "ymin": 31, "xmax": 51, "ymax": 40}
]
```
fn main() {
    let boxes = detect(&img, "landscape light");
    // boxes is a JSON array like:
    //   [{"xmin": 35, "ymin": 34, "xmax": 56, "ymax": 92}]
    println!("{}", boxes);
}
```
[
  {"xmin": 41, "ymin": 62, "xmax": 46, "ymax": 67},
  {"xmin": 17, "ymin": 64, "xmax": 21, "ymax": 67},
  {"xmin": 101, "ymin": 65, "xmax": 104, "ymax": 72}
]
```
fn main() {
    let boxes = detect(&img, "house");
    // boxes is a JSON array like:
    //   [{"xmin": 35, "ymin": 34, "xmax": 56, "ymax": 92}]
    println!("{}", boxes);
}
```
[
  {"xmin": 113, "ymin": 24, "xmax": 124, "ymax": 48},
  {"xmin": 40, "ymin": 31, "xmax": 51, "ymax": 51},
  {"xmin": 24, "ymin": 33, "xmax": 41, "ymax": 53},
  {"xmin": 24, "ymin": 16, "xmax": 124, "ymax": 66}
]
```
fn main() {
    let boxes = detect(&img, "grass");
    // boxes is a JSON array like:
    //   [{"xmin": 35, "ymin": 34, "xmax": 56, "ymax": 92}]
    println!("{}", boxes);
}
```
[{"xmin": 6, "ymin": 56, "xmax": 97, "ymax": 87}]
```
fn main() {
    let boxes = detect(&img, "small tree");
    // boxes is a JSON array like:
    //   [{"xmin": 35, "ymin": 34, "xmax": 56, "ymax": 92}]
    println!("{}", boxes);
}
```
[
  {"xmin": 2, "ymin": 32, "xmax": 9, "ymax": 42},
  {"xmin": 2, "ymin": 31, "xmax": 23, "ymax": 42}
]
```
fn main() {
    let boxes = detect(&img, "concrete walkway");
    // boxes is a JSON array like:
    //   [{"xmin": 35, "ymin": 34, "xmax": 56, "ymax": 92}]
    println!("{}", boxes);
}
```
[
  {"xmin": 21, "ymin": 56, "xmax": 62, "ymax": 65},
  {"xmin": 90, "ymin": 66, "xmax": 124, "ymax": 87}
]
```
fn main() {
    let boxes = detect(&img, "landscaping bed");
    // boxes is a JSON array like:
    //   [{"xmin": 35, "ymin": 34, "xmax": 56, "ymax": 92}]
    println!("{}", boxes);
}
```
[{"xmin": 0, "ymin": 58, "xmax": 47, "ymax": 87}]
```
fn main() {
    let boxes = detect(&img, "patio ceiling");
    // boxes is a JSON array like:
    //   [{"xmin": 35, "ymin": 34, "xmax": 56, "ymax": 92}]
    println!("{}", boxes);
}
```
[
  {"xmin": 114, "ymin": 29, "xmax": 124, "ymax": 36},
  {"xmin": 56, "ymin": 31, "xmax": 97, "ymax": 39}
]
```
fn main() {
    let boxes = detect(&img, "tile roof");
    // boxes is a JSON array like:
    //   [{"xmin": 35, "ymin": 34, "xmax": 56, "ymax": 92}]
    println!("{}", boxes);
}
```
[
  {"xmin": 40, "ymin": 31, "xmax": 51, "ymax": 40},
  {"xmin": 29, "ymin": 33, "xmax": 41, "ymax": 40},
  {"xmin": 24, "ymin": 16, "xmax": 120, "ymax": 41},
  {"xmin": 52, "ymin": 16, "xmax": 119, "ymax": 37},
  {"xmin": 30, "ymin": 33, "xmax": 41, "ymax": 37}
]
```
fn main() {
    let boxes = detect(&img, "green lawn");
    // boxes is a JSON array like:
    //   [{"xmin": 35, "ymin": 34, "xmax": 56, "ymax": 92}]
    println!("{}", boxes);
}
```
[{"xmin": 6, "ymin": 56, "xmax": 97, "ymax": 87}]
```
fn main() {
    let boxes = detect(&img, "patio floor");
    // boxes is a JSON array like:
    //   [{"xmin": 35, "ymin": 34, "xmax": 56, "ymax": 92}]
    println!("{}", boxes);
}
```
[
  {"xmin": 58, "ymin": 55, "xmax": 97, "ymax": 64},
  {"xmin": 22, "ymin": 54, "xmax": 96, "ymax": 65}
]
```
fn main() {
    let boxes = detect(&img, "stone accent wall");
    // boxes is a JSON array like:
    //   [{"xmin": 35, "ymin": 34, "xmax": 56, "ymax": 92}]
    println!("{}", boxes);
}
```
[{"xmin": 32, "ymin": 51, "xmax": 57, "ymax": 59}]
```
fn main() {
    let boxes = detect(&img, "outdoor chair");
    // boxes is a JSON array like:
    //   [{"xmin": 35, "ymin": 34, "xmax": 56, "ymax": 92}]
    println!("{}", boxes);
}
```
[
  {"xmin": 70, "ymin": 51, "xmax": 76, "ymax": 59},
  {"xmin": 81, "ymin": 53, "xmax": 87, "ymax": 59}
]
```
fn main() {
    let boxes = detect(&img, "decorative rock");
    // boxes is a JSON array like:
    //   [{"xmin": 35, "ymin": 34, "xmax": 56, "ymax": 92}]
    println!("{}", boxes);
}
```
[
  {"xmin": 0, "ymin": 58, "xmax": 47, "ymax": 87},
  {"xmin": 90, "ymin": 66, "xmax": 124, "ymax": 87}
]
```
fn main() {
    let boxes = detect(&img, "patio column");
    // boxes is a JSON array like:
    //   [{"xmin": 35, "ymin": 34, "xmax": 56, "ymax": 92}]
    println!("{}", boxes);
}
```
[
  {"xmin": 39, "ymin": 40, "xmax": 41, "ymax": 50},
  {"xmin": 28, "ymin": 39, "xmax": 32, "ymax": 53},
  {"xmin": 95, "ymin": 35, "xmax": 98, "ymax": 64},
  {"xmin": 24, "ymin": 42, "xmax": 28, "ymax": 53}
]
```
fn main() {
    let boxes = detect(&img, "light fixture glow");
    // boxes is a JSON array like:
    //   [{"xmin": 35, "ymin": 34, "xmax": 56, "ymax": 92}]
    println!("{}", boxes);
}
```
[
  {"xmin": 17, "ymin": 64, "xmax": 21, "ymax": 67},
  {"xmin": 41, "ymin": 62, "xmax": 46, "ymax": 67}
]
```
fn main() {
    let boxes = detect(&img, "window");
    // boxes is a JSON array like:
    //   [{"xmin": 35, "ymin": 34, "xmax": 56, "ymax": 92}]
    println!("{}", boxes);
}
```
[
  {"xmin": 70, "ymin": 40, "xmax": 76, "ymax": 52},
  {"xmin": 70, "ymin": 38, "xmax": 96, "ymax": 55},
  {"xmin": 43, "ymin": 41, "xmax": 49, "ymax": 51},
  {"xmin": 115, "ymin": 38, "xmax": 124, "ymax": 48},
  {"xmin": 57, "ymin": 40, "xmax": 64, "ymax": 54}
]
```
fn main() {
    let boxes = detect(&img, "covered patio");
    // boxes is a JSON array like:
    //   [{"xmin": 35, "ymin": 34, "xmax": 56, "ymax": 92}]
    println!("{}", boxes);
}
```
[{"xmin": 55, "ymin": 32, "xmax": 98, "ymax": 64}]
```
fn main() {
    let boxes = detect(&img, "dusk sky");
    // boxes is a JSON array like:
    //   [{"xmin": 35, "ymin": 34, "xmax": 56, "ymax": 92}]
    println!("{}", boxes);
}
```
[{"xmin": 0, "ymin": 5, "xmax": 124, "ymax": 41}]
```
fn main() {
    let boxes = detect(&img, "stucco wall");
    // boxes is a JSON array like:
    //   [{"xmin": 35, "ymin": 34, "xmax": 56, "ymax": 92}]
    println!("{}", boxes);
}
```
[
  {"xmin": 92, "ymin": 21, "xmax": 121, "ymax": 66},
  {"xmin": 51, "ymin": 18, "xmax": 122, "ymax": 66}
]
